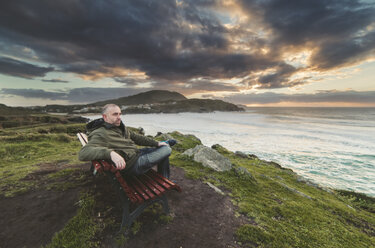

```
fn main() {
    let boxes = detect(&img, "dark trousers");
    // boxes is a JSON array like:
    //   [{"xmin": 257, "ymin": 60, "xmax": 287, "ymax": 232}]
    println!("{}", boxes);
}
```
[{"xmin": 127, "ymin": 146, "xmax": 172, "ymax": 178}]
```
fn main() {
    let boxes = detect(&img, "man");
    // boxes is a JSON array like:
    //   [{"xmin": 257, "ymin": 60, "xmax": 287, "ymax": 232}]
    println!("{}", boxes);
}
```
[{"xmin": 79, "ymin": 104, "xmax": 174, "ymax": 178}]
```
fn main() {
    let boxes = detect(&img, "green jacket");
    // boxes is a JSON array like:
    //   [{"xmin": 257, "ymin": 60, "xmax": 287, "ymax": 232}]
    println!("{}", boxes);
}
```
[{"xmin": 78, "ymin": 118, "xmax": 158, "ymax": 170}]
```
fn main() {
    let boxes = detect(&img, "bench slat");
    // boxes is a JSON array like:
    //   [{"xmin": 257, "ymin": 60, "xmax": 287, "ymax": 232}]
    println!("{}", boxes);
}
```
[
  {"xmin": 138, "ymin": 174, "xmax": 164, "ymax": 195},
  {"xmin": 133, "ymin": 176, "xmax": 158, "ymax": 200},
  {"xmin": 114, "ymin": 171, "xmax": 142, "ymax": 204},
  {"xmin": 148, "ymin": 169, "xmax": 182, "ymax": 192},
  {"xmin": 128, "ymin": 176, "xmax": 153, "ymax": 201}
]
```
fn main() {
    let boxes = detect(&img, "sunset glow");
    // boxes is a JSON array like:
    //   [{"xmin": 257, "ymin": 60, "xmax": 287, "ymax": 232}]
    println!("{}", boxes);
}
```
[{"xmin": 0, "ymin": 0, "xmax": 374, "ymax": 107}]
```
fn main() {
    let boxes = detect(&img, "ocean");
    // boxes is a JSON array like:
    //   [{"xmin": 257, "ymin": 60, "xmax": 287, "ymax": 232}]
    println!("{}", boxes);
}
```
[{"xmin": 86, "ymin": 107, "xmax": 375, "ymax": 196}]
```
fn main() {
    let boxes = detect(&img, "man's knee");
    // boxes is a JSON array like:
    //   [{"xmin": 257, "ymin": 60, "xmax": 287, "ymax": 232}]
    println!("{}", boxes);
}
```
[{"xmin": 160, "ymin": 145, "xmax": 172, "ymax": 156}]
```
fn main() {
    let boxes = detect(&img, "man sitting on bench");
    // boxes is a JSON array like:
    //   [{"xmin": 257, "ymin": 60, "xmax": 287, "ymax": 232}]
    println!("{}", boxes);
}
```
[{"xmin": 78, "ymin": 103, "xmax": 174, "ymax": 178}]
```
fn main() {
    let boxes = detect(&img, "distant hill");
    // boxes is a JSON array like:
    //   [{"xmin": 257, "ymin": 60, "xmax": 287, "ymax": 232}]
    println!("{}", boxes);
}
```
[
  {"xmin": 0, "ymin": 104, "xmax": 35, "ymax": 115},
  {"xmin": 91, "ymin": 90, "xmax": 187, "ymax": 106},
  {"xmin": 0, "ymin": 90, "xmax": 244, "ymax": 116},
  {"xmin": 124, "ymin": 98, "xmax": 243, "ymax": 113}
]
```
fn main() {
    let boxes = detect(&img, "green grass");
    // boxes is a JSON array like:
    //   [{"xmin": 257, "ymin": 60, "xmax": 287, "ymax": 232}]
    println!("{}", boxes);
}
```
[
  {"xmin": 167, "ymin": 132, "xmax": 375, "ymax": 248},
  {"xmin": 0, "ymin": 123, "xmax": 86, "ymax": 197},
  {"xmin": 46, "ymin": 168, "xmax": 89, "ymax": 191},
  {"xmin": 43, "ymin": 193, "xmax": 100, "ymax": 248},
  {"xmin": 1, "ymin": 124, "xmax": 374, "ymax": 247},
  {"xmin": 1, "ymin": 123, "xmax": 103, "ymax": 247}
]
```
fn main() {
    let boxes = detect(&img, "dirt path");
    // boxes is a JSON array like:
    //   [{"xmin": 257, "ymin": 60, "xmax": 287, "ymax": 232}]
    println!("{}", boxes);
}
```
[{"xmin": 0, "ymin": 165, "xmax": 247, "ymax": 248}]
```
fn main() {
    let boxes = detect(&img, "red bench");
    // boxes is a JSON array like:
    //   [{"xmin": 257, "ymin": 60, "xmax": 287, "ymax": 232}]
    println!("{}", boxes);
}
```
[{"xmin": 77, "ymin": 132, "xmax": 181, "ymax": 232}]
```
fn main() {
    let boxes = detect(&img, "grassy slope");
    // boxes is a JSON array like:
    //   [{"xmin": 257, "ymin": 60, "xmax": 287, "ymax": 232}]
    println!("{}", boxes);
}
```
[
  {"xmin": 169, "ymin": 133, "xmax": 375, "ymax": 248},
  {"xmin": 0, "ymin": 124, "xmax": 86, "ymax": 196},
  {"xmin": 0, "ymin": 124, "xmax": 374, "ymax": 247}
]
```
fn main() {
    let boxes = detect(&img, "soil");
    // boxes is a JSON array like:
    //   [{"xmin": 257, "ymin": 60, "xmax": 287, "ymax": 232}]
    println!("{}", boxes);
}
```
[{"xmin": 0, "ymin": 163, "xmax": 248, "ymax": 248}]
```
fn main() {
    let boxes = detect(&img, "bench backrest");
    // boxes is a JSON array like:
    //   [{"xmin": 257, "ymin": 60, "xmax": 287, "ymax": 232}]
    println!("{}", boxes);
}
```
[{"xmin": 77, "ymin": 132, "xmax": 88, "ymax": 146}]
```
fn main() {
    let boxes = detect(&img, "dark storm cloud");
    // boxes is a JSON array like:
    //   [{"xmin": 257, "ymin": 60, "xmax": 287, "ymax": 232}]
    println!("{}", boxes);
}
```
[
  {"xmin": 0, "ymin": 87, "xmax": 145, "ymax": 104},
  {"xmin": 239, "ymin": 0, "xmax": 375, "ymax": 69},
  {"xmin": 113, "ymin": 78, "xmax": 141, "ymax": 86},
  {"xmin": 0, "ymin": 88, "xmax": 66, "ymax": 99},
  {"xmin": 153, "ymin": 78, "xmax": 240, "ymax": 94},
  {"xmin": 222, "ymin": 91, "xmax": 375, "ymax": 105},
  {"xmin": 42, "ymin": 79, "xmax": 69, "ymax": 83},
  {"xmin": 256, "ymin": 63, "xmax": 302, "ymax": 89},
  {"xmin": 146, "ymin": 53, "xmax": 277, "ymax": 81},
  {"xmin": 66, "ymin": 88, "xmax": 144, "ymax": 103},
  {"xmin": 0, "ymin": 0, "xmax": 274, "ymax": 84},
  {"xmin": 0, "ymin": 0, "xmax": 374, "ymax": 91},
  {"xmin": 310, "ymin": 31, "xmax": 375, "ymax": 69},
  {"xmin": 0, "ymin": 57, "xmax": 54, "ymax": 79}
]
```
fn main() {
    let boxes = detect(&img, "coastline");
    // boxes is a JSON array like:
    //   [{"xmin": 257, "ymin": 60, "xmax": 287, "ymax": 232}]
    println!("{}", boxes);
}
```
[
  {"xmin": 84, "ymin": 110, "xmax": 375, "ymax": 197},
  {"xmin": 0, "ymin": 122, "xmax": 374, "ymax": 247}
]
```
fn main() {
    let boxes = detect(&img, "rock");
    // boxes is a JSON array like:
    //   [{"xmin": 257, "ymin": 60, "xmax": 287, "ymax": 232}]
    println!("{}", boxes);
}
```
[
  {"xmin": 234, "ymin": 166, "xmax": 255, "ymax": 181},
  {"xmin": 138, "ymin": 127, "xmax": 145, "ymax": 135},
  {"xmin": 206, "ymin": 182, "xmax": 225, "ymax": 195},
  {"xmin": 183, "ymin": 145, "xmax": 233, "ymax": 171},
  {"xmin": 211, "ymin": 144, "xmax": 230, "ymax": 153},
  {"xmin": 248, "ymin": 154, "xmax": 259, "ymax": 159},
  {"xmin": 297, "ymin": 175, "xmax": 320, "ymax": 189},
  {"xmin": 275, "ymin": 175, "xmax": 284, "ymax": 181},
  {"xmin": 160, "ymin": 133, "xmax": 174, "ymax": 141},
  {"xmin": 268, "ymin": 161, "xmax": 282, "ymax": 169},
  {"xmin": 235, "ymin": 151, "xmax": 259, "ymax": 159},
  {"xmin": 279, "ymin": 182, "xmax": 312, "ymax": 200},
  {"xmin": 235, "ymin": 151, "xmax": 248, "ymax": 158}
]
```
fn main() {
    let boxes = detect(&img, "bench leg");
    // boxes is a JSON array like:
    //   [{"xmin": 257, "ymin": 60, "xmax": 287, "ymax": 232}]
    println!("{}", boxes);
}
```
[
  {"xmin": 159, "ymin": 194, "xmax": 170, "ymax": 214},
  {"xmin": 118, "ymin": 194, "xmax": 131, "ymax": 232},
  {"xmin": 105, "ymin": 172, "xmax": 132, "ymax": 233},
  {"xmin": 105, "ymin": 172, "xmax": 172, "ymax": 234},
  {"xmin": 128, "ymin": 195, "xmax": 170, "ymax": 222}
]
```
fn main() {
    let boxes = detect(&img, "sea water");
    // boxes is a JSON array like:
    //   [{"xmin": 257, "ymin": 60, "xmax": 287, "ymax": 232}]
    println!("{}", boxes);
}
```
[{"xmin": 86, "ymin": 107, "xmax": 375, "ymax": 196}]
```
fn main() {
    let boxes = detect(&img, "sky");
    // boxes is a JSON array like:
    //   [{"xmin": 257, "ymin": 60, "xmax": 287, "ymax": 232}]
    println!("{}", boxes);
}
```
[{"xmin": 0, "ymin": 0, "xmax": 374, "ymax": 107}]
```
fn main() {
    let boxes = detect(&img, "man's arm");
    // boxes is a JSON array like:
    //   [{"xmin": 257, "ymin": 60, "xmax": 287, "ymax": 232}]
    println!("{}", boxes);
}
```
[
  {"xmin": 78, "ymin": 132, "xmax": 112, "ymax": 161},
  {"xmin": 129, "ymin": 130, "xmax": 160, "ymax": 147},
  {"xmin": 79, "ymin": 131, "xmax": 127, "ymax": 170}
]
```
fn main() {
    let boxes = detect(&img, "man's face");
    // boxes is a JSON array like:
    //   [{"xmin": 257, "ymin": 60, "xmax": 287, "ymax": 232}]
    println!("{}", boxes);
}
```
[{"xmin": 103, "ymin": 106, "xmax": 122, "ymax": 126}]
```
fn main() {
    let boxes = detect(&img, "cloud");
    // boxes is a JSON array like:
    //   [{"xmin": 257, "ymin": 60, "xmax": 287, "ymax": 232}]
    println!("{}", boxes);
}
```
[
  {"xmin": 67, "ymin": 88, "xmax": 144, "ymax": 103},
  {"xmin": 0, "ymin": 56, "xmax": 54, "ymax": 79},
  {"xmin": 222, "ymin": 90, "xmax": 375, "ymax": 105},
  {"xmin": 255, "ymin": 63, "xmax": 303, "ymax": 89},
  {"xmin": 1, "ymin": 88, "xmax": 66, "ymax": 99},
  {"xmin": 239, "ymin": 0, "xmax": 375, "ymax": 69},
  {"xmin": 0, "ymin": 0, "xmax": 374, "ymax": 91},
  {"xmin": 0, "ymin": 87, "xmax": 146, "ymax": 104},
  {"xmin": 0, "ymin": 0, "xmax": 279, "ymax": 85},
  {"xmin": 42, "ymin": 79, "xmax": 69, "ymax": 83}
]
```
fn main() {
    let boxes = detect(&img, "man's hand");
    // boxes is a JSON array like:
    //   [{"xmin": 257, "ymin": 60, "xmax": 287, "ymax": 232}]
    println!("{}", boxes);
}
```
[
  {"xmin": 158, "ymin": 141, "xmax": 169, "ymax": 146},
  {"xmin": 110, "ymin": 151, "xmax": 126, "ymax": 170}
]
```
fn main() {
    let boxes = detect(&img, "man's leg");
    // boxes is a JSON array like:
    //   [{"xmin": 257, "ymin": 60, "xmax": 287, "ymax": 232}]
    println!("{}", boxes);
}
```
[{"xmin": 130, "ymin": 146, "xmax": 172, "ymax": 178}]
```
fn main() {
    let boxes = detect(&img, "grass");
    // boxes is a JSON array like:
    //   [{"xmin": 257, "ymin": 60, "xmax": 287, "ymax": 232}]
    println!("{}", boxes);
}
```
[
  {"xmin": 167, "ymin": 131, "xmax": 375, "ymax": 248},
  {"xmin": 1, "ymin": 122, "xmax": 104, "ymax": 248},
  {"xmin": 1, "ymin": 123, "xmax": 374, "ymax": 247},
  {"xmin": 43, "ymin": 193, "xmax": 100, "ymax": 248},
  {"xmin": 0, "ymin": 123, "xmax": 86, "ymax": 197}
]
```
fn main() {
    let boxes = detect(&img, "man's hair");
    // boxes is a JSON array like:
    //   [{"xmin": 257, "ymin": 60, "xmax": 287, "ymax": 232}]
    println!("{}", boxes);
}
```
[{"xmin": 102, "ymin": 104, "xmax": 120, "ymax": 115}]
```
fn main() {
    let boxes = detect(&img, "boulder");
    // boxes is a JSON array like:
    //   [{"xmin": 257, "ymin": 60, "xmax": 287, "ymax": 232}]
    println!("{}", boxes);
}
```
[
  {"xmin": 206, "ymin": 182, "xmax": 225, "ymax": 195},
  {"xmin": 235, "ymin": 151, "xmax": 259, "ymax": 159},
  {"xmin": 183, "ymin": 145, "xmax": 232, "ymax": 171},
  {"xmin": 156, "ymin": 132, "xmax": 174, "ymax": 141},
  {"xmin": 234, "ymin": 166, "xmax": 255, "ymax": 181}
]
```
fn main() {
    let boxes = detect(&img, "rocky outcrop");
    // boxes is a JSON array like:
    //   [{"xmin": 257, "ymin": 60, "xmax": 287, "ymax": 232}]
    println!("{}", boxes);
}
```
[
  {"xmin": 183, "ymin": 145, "xmax": 232, "ymax": 172},
  {"xmin": 156, "ymin": 132, "xmax": 174, "ymax": 141},
  {"xmin": 235, "ymin": 151, "xmax": 259, "ymax": 159}
]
